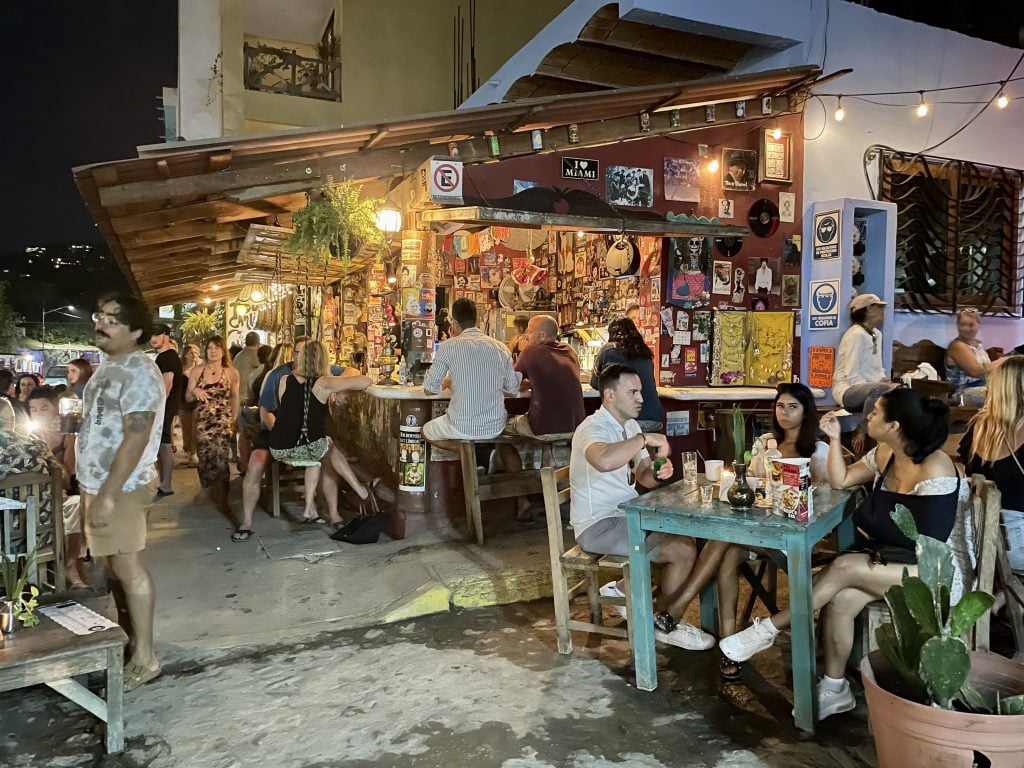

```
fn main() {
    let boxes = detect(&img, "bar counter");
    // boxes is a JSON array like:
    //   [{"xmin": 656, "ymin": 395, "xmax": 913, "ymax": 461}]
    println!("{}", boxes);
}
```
[{"xmin": 329, "ymin": 383, "xmax": 824, "ymax": 539}]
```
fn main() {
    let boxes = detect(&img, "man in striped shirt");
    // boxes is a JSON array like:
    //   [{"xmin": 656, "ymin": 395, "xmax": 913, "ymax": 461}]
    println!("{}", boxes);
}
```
[{"xmin": 422, "ymin": 298, "xmax": 522, "ymax": 454}]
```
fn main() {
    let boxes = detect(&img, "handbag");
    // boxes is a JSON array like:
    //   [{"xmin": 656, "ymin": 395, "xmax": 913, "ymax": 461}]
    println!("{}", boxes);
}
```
[{"xmin": 270, "ymin": 377, "xmax": 329, "ymax": 467}]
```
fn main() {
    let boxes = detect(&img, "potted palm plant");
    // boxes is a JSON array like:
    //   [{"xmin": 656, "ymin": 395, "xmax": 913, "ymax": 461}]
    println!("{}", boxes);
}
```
[{"xmin": 862, "ymin": 505, "xmax": 1024, "ymax": 767}]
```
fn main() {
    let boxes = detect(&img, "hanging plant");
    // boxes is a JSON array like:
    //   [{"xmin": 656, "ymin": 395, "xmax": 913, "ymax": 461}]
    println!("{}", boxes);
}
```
[
  {"xmin": 288, "ymin": 178, "xmax": 388, "ymax": 265},
  {"xmin": 180, "ymin": 308, "xmax": 221, "ymax": 345}
]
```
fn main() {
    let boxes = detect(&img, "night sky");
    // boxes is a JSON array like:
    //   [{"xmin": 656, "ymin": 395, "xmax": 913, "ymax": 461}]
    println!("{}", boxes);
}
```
[{"xmin": 5, "ymin": 2, "xmax": 177, "ymax": 251}]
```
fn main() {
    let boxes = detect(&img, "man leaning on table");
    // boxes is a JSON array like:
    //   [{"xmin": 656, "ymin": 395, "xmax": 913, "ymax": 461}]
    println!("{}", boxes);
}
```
[
  {"xmin": 422, "ymin": 297, "xmax": 522, "ymax": 454},
  {"xmin": 569, "ymin": 363, "xmax": 715, "ymax": 651}
]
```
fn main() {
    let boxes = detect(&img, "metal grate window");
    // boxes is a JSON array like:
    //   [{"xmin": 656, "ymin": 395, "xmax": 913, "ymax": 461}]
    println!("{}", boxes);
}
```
[{"xmin": 875, "ymin": 148, "xmax": 1024, "ymax": 315}]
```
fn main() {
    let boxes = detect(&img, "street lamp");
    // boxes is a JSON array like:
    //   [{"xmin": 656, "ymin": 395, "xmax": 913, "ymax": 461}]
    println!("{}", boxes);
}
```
[{"xmin": 41, "ymin": 304, "xmax": 76, "ymax": 372}]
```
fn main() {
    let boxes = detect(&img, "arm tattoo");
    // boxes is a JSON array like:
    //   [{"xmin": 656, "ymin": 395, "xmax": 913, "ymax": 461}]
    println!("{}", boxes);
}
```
[{"xmin": 125, "ymin": 412, "xmax": 155, "ymax": 434}]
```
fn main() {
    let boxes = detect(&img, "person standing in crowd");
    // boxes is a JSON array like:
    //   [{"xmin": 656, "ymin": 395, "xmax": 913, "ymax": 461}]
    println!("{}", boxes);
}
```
[
  {"xmin": 178, "ymin": 344, "xmax": 200, "ymax": 467},
  {"xmin": 13, "ymin": 373, "xmax": 37, "ymax": 421},
  {"xmin": 184, "ymin": 336, "xmax": 239, "ymax": 517},
  {"xmin": 721, "ymin": 389, "xmax": 969, "ymax": 721},
  {"xmin": 945, "ymin": 308, "xmax": 991, "ymax": 407},
  {"xmin": 231, "ymin": 332, "xmax": 264, "ymax": 474},
  {"xmin": 422, "ymin": 298, "xmax": 522, "ymax": 454},
  {"xmin": 150, "ymin": 324, "xmax": 183, "ymax": 499},
  {"xmin": 76, "ymin": 294, "xmax": 165, "ymax": 691},
  {"xmin": 67, "ymin": 358, "xmax": 93, "ymax": 399},
  {"xmin": 571, "ymin": 364, "xmax": 718, "ymax": 651},
  {"xmin": 498, "ymin": 314, "xmax": 585, "ymax": 522},
  {"xmin": 590, "ymin": 317, "xmax": 664, "ymax": 432}
]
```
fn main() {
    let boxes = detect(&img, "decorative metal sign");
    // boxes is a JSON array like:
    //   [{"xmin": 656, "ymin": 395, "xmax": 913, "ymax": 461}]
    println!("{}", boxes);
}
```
[{"xmin": 561, "ymin": 157, "xmax": 599, "ymax": 181}]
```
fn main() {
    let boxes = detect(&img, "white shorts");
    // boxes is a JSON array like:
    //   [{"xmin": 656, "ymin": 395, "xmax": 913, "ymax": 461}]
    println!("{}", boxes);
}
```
[{"xmin": 422, "ymin": 414, "xmax": 500, "ymax": 443}]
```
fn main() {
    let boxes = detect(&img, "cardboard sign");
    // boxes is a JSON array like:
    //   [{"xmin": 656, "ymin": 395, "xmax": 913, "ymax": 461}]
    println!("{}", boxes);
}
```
[{"xmin": 807, "ymin": 346, "xmax": 835, "ymax": 388}]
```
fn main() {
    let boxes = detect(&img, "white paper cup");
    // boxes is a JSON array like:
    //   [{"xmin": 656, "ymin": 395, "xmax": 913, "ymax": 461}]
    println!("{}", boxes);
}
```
[{"xmin": 705, "ymin": 460, "xmax": 724, "ymax": 482}]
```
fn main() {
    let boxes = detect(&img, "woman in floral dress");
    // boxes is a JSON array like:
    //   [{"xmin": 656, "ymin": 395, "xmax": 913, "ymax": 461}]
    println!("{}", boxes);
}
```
[{"xmin": 184, "ymin": 336, "xmax": 239, "ymax": 515}]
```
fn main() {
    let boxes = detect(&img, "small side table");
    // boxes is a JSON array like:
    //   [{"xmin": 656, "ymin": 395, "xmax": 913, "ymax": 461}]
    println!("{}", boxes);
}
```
[{"xmin": 0, "ymin": 596, "xmax": 127, "ymax": 753}]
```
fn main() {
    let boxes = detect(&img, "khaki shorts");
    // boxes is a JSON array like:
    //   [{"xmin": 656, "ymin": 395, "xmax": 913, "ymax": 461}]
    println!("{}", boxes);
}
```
[
  {"xmin": 502, "ymin": 414, "xmax": 537, "ymax": 438},
  {"xmin": 62, "ymin": 495, "xmax": 82, "ymax": 535},
  {"xmin": 82, "ymin": 485, "xmax": 153, "ymax": 557},
  {"xmin": 422, "ymin": 414, "xmax": 499, "ymax": 443}
]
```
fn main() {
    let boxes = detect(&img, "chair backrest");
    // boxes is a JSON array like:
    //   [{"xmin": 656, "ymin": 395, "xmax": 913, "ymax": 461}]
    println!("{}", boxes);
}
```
[
  {"xmin": 970, "ymin": 474, "xmax": 1002, "ymax": 651},
  {"xmin": 541, "ymin": 465, "xmax": 571, "ymax": 558},
  {"xmin": 910, "ymin": 379, "xmax": 955, "ymax": 401},
  {"xmin": 892, "ymin": 338, "xmax": 947, "ymax": 380}
]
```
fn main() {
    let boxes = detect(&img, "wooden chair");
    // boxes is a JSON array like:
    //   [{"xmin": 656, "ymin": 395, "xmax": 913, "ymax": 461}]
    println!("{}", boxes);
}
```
[
  {"xmin": 861, "ymin": 474, "xmax": 1002, "ymax": 654},
  {"xmin": 458, "ymin": 433, "xmax": 572, "ymax": 545},
  {"xmin": 0, "ymin": 465, "xmax": 66, "ymax": 593},
  {"xmin": 541, "ymin": 466, "xmax": 632, "ymax": 654}
]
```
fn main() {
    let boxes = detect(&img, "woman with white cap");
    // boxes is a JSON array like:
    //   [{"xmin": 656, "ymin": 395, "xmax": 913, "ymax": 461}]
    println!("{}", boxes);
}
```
[{"xmin": 831, "ymin": 293, "xmax": 895, "ymax": 420}]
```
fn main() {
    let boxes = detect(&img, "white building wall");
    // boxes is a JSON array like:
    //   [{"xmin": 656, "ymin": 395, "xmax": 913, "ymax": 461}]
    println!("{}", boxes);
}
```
[{"xmin": 178, "ymin": 0, "xmax": 224, "ymax": 141}]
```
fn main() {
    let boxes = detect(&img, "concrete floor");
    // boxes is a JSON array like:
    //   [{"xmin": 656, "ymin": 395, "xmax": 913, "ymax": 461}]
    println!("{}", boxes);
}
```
[{"xmin": 0, "ymin": 463, "xmax": 879, "ymax": 767}]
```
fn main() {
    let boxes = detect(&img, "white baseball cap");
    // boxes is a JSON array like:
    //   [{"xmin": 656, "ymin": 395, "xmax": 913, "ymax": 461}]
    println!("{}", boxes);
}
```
[{"xmin": 850, "ymin": 293, "xmax": 887, "ymax": 312}]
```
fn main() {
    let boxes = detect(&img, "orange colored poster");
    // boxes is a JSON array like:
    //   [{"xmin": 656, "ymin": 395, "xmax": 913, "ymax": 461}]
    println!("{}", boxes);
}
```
[{"xmin": 807, "ymin": 346, "xmax": 835, "ymax": 388}]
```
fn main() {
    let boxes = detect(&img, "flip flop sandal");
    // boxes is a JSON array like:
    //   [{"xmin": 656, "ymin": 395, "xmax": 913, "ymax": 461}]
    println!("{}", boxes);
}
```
[
  {"xmin": 231, "ymin": 529, "xmax": 254, "ymax": 542},
  {"xmin": 124, "ymin": 662, "xmax": 162, "ymax": 692},
  {"xmin": 720, "ymin": 656, "xmax": 743, "ymax": 682},
  {"xmin": 300, "ymin": 515, "xmax": 326, "ymax": 525}
]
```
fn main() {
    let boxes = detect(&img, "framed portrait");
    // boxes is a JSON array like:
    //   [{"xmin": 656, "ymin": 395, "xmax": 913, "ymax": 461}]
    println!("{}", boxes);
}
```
[
  {"xmin": 721, "ymin": 148, "xmax": 756, "ymax": 192},
  {"xmin": 759, "ymin": 129, "xmax": 792, "ymax": 184}
]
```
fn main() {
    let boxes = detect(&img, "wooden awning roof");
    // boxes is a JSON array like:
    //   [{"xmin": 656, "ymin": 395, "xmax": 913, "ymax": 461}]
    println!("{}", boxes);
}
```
[{"xmin": 73, "ymin": 64, "xmax": 822, "ymax": 306}]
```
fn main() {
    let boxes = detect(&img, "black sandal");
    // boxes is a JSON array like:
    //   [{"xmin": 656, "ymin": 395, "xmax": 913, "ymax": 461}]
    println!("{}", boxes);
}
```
[
  {"xmin": 231, "ymin": 529, "xmax": 254, "ymax": 542},
  {"xmin": 719, "ymin": 656, "xmax": 742, "ymax": 682}
]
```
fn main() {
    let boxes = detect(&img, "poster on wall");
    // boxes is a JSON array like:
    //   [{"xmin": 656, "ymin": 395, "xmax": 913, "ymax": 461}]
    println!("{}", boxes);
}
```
[
  {"xmin": 398, "ymin": 423, "xmax": 426, "ymax": 493},
  {"xmin": 712, "ymin": 261, "xmax": 732, "ymax": 295},
  {"xmin": 722, "ymin": 149, "xmax": 756, "ymax": 192},
  {"xmin": 779, "ymin": 191, "xmax": 796, "ymax": 223},
  {"xmin": 605, "ymin": 166, "xmax": 654, "ymax": 207},
  {"xmin": 807, "ymin": 346, "xmax": 836, "ymax": 388},
  {"xmin": 809, "ymin": 279, "xmax": 840, "ymax": 330},
  {"xmin": 813, "ymin": 210, "xmax": 842, "ymax": 261},
  {"xmin": 759, "ymin": 129, "xmax": 792, "ymax": 184},
  {"xmin": 664, "ymin": 157, "xmax": 700, "ymax": 202},
  {"xmin": 667, "ymin": 237, "xmax": 710, "ymax": 308}
]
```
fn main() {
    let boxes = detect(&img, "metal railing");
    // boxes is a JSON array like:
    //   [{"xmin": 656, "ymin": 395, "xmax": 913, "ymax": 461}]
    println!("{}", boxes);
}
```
[{"xmin": 243, "ymin": 42, "xmax": 341, "ymax": 102}]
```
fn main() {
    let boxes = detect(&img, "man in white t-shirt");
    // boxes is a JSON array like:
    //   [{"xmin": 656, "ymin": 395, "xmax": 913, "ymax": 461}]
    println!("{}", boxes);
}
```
[
  {"xmin": 77, "ymin": 294, "xmax": 166, "ymax": 692},
  {"xmin": 569, "ymin": 363, "xmax": 716, "ymax": 651}
]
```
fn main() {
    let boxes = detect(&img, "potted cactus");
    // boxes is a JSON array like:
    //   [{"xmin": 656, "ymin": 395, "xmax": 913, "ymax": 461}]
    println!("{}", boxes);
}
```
[{"xmin": 861, "ymin": 505, "xmax": 1024, "ymax": 767}]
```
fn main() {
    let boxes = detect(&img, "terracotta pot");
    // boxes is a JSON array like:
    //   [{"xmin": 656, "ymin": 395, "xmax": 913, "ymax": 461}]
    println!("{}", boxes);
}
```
[{"xmin": 861, "ymin": 650, "xmax": 1024, "ymax": 767}]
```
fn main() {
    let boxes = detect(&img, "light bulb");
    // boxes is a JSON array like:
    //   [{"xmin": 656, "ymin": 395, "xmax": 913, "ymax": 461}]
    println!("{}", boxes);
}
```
[
  {"xmin": 577, "ymin": 231, "xmax": 585, "ymax": 239},
  {"xmin": 771, "ymin": 127, "xmax": 782, "ymax": 140},
  {"xmin": 375, "ymin": 206, "xmax": 402, "ymax": 234},
  {"xmin": 706, "ymin": 158, "xmax": 720, "ymax": 174},
  {"xmin": 203, "ymin": 297, "xmax": 212, "ymax": 305},
  {"xmin": 996, "ymin": 93, "xmax": 1009, "ymax": 109},
  {"xmin": 834, "ymin": 97, "xmax": 845, "ymax": 122},
  {"xmin": 235, "ymin": 304, "xmax": 248, "ymax": 317},
  {"xmin": 211, "ymin": 283, "xmax": 220, "ymax": 291},
  {"xmin": 915, "ymin": 94, "xmax": 929, "ymax": 118},
  {"xmin": 251, "ymin": 288, "xmax": 264, "ymax": 302}
]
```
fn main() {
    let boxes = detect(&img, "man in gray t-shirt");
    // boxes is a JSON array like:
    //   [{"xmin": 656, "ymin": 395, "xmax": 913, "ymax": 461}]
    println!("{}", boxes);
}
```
[{"xmin": 76, "ymin": 294, "xmax": 165, "ymax": 692}]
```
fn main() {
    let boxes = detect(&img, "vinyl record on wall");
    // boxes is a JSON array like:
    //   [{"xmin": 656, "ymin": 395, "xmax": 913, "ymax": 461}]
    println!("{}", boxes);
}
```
[
  {"xmin": 748, "ymin": 199, "xmax": 780, "ymax": 238},
  {"xmin": 714, "ymin": 237, "xmax": 743, "ymax": 257}
]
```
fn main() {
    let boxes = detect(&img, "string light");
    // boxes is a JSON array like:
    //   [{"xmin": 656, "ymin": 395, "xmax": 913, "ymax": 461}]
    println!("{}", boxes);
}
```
[
  {"xmin": 770, "ymin": 126, "xmax": 782, "ymax": 140},
  {"xmin": 915, "ymin": 92, "xmax": 929, "ymax": 118},
  {"xmin": 706, "ymin": 158, "xmax": 720, "ymax": 174},
  {"xmin": 834, "ymin": 96, "xmax": 846, "ymax": 122},
  {"xmin": 996, "ymin": 87, "xmax": 1010, "ymax": 109}
]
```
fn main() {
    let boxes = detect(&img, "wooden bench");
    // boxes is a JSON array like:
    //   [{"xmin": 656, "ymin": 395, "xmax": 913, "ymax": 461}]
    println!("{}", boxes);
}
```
[
  {"xmin": 457, "ymin": 433, "xmax": 572, "ymax": 546},
  {"xmin": 541, "ymin": 466, "xmax": 632, "ymax": 654}
]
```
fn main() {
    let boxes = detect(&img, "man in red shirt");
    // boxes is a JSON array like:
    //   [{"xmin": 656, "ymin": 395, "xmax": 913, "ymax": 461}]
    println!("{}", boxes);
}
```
[{"xmin": 498, "ymin": 315, "xmax": 585, "ymax": 520}]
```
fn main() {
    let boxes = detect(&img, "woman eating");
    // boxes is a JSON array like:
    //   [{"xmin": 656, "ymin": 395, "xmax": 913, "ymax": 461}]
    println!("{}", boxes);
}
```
[
  {"xmin": 719, "ymin": 388, "xmax": 971, "ymax": 720},
  {"xmin": 716, "ymin": 383, "xmax": 828, "ymax": 679},
  {"xmin": 945, "ymin": 308, "xmax": 991, "ymax": 407},
  {"xmin": 590, "ymin": 317, "xmax": 663, "ymax": 431}
]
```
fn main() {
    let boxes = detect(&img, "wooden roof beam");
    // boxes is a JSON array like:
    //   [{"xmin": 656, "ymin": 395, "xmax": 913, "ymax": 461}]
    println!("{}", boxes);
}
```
[
  {"xmin": 110, "ymin": 193, "xmax": 307, "ymax": 235},
  {"xmin": 120, "ymin": 221, "xmax": 244, "ymax": 248}
]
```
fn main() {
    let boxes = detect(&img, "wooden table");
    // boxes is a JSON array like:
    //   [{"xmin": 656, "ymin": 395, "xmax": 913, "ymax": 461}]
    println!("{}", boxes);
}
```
[
  {"xmin": 0, "ymin": 597, "xmax": 127, "ymax": 753},
  {"xmin": 621, "ymin": 478, "xmax": 852, "ymax": 735}
]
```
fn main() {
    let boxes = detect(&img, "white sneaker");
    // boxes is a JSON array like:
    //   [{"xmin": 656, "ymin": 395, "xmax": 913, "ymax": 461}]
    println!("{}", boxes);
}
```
[
  {"xmin": 599, "ymin": 581, "xmax": 628, "ymax": 619},
  {"xmin": 817, "ymin": 678, "xmax": 856, "ymax": 720},
  {"xmin": 655, "ymin": 620, "xmax": 716, "ymax": 651},
  {"xmin": 719, "ymin": 617, "xmax": 778, "ymax": 662}
]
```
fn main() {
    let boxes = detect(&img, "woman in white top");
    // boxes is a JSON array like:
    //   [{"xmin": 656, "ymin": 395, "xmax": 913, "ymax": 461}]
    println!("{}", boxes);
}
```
[
  {"xmin": 720, "ymin": 388, "xmax": 972, "ymax": 721},
  {"xmin": 830, "ymin": 293, "xmax": 895, "ymax": 415},
  {"xmin": 944, "ymin": 308, "xmax": 991, "ymax": 407}
]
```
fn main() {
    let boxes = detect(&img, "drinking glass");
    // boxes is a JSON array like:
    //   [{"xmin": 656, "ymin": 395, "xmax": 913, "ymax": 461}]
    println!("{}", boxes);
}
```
[
  {"xmin": 682, "ymin": 451, "xmax": 698, "ymax": 485},
  {"xmin": 699, "ymin": 483, "xmax": 714, "ymax": 506},
  {"xmin": 704, "ymin": 459, "xmax": 724, "ymax": 483}
]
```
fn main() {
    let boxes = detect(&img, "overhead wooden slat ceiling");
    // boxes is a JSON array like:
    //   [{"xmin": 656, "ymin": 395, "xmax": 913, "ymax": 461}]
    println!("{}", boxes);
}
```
[{"xmin": 74, "ymin": 63, "xmax": 822, "ymax": 306}]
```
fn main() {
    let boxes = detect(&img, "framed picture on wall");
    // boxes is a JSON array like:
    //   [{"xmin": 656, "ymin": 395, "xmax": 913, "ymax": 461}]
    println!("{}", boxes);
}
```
[{"xmin": 759, "ymin": 129, "xmax": 792, "ymax": 184}]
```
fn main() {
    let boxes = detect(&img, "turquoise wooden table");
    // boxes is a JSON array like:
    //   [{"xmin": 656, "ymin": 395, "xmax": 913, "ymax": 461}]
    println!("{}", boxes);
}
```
[{"xmin": 621, "ymin": 478, "xmax": 853, "ymax": 735}]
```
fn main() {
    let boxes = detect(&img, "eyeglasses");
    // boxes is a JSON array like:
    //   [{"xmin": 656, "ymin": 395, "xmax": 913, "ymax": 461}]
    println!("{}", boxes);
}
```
[{"xmin": 91, "ymin": 312, "xmax": 124, "ymax": 327}]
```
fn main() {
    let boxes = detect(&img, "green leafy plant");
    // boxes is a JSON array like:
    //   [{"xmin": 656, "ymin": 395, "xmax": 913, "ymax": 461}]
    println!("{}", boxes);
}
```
[
  {"xmin": 288, "ymin": 178, "xmax": 388, "ymax": 265},
  {"xmin": 1, "ymin": 548, "xmax": 41, "ymax": 628},
  {"xmin": 876, "ymin": 504, "xmax": 1023, "ymax": 714},
  {"xmin": 180, "ymin": 308, "xmax": 221, "ymax": 345},
  {"xmin": 731, "ymin": 405, "xmax": 746, "ymax": 464}
]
